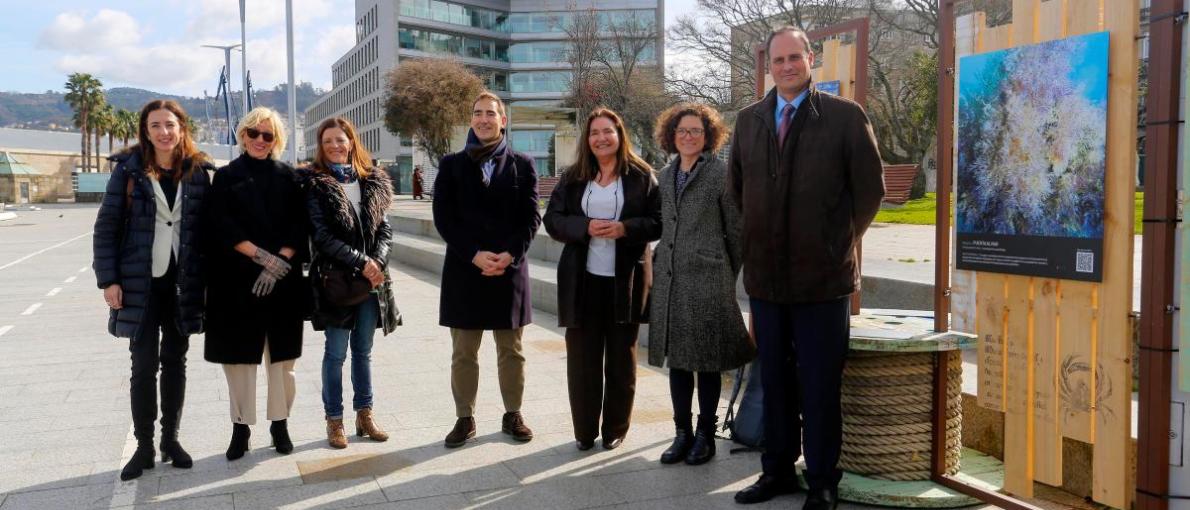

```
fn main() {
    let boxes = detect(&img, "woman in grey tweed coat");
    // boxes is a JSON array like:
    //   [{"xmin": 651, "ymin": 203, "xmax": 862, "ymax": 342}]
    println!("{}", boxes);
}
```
[{"xmin": 648, "ymin": 103, "xmax": 755, "ymax": 466}]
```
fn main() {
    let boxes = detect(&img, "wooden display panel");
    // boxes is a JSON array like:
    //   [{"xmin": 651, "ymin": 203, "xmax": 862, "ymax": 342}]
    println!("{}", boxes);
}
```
[{"xmin": 954, "ymin": 0, "xmax": 1136, "ymax": 507}]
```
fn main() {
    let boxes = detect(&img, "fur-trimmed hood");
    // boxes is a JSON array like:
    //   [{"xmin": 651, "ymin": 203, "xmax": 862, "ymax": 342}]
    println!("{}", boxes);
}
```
[{"xmin": 304, "ymin": 167, "xmax": 392, "ymax": 236}]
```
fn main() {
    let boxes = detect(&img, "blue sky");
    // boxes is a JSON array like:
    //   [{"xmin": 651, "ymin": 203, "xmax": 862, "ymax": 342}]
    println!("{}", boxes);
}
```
[{"xmin": 0, "ymin": 0, "xmax": 699, "ymax": 97}]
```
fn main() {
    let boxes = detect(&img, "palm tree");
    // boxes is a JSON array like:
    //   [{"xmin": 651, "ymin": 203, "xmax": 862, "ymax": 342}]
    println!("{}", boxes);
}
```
[
  {"xmin": 90, "ymin": 104, "xmax": 114, "ymax": 171},
  {"xmin": 117, "ymin": 109, "xmax": 138, "ymax": 147},
  {"xmin": 64, "ymin": 73, "xmax": 104, "ymax": 172}
]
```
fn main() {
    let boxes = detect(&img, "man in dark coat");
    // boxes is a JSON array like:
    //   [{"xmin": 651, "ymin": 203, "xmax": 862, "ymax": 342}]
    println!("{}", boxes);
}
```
[
  {"xmin": 432, "ymin": 91, "xmax": 540, "ymax": 448},
  {"xmin": 729, "ymin": 27, "xmax": 885, "ymax": 508}
]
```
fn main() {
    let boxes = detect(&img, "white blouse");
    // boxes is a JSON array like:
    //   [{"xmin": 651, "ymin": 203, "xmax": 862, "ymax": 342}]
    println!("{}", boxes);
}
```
[{"xmin": 582, "ymin": 178, "xmax": 623, "ymax": 277}]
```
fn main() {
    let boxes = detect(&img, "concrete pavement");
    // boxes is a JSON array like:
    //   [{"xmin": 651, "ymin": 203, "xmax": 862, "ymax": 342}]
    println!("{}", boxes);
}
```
[{"xmin": 1, "ymin": 204, "xmax": 987, "ymax": 509}]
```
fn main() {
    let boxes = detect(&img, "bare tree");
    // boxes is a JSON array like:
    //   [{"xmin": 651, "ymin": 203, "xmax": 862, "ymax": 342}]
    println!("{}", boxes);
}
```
[
  {"xmin": 382, "ymin": 59, "xmax": 484, "ymax": 169},
  {"xmin": 667, "ymin": 0, "xmax": 863, "ymax": 109},
  {"xmin": 565, "ymin": 9, "xmax": 674, "ymax": 163}
]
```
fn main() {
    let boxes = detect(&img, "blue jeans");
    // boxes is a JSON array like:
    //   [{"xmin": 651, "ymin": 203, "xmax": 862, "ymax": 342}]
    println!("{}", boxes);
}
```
[{"xmin": 321, "ymin": 295, "xmax": 380, "ymax": 419}]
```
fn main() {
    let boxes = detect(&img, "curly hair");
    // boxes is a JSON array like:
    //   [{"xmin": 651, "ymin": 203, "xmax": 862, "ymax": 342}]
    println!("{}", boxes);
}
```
[{"xmin": 653, "ymin": 102, "xmax": 729, "ymax": 155}]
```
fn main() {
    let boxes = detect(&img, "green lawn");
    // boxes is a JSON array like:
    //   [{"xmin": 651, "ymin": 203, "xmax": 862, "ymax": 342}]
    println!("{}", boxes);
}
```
[{"xmin": 874, "ymin": 192, "xmax": 1145, "ymax": 235}]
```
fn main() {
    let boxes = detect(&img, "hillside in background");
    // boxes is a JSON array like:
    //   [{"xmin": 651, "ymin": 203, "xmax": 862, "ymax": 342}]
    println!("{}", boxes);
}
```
[{"xmin": 0, "ymin": 82, "xmax": 326, "ymax": 134}]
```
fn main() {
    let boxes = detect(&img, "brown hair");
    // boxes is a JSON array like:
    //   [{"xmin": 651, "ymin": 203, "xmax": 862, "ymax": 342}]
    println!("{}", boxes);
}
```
[
  {"xmin": 135, "ymin": 99, "xmax": 206, "ymax": 181},
  {"xmin": 472, "ymin": 90, "xmax": 506, "ymax": 117},
  {"xmin": 765, "ymin": 26, "xmax": 813, "ymax": 59},
  {"xmin": 653, "ymin": 102, "xmax": 730, "ymax": 155},
  {"xmin": 568, "ymin": 107, "xmax": 652, "ymax": 182},
  {"xmin": 312, "ymin": 117, "xmax": 373, "ymax": 178}
]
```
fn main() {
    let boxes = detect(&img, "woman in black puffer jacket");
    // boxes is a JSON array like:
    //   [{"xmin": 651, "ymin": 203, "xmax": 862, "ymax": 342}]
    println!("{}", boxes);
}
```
[
  {"xmin": 92, "ymin": 99, "xmax": 213, "ymax": 481},
  {"xmin": 303, "ymin": 117, "xmax": 400, "ymax": 450}
]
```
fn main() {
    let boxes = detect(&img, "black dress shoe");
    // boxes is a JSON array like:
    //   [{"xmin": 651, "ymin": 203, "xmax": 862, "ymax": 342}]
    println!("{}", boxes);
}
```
[
  {"xmin": 684, "ymin": 429, "xmax": 716, "ymax": 465},
  {"xmin": 802, "ymin": 487, "xmax": 838, "ymax": 510},
  {"xmin": 226, "ymin": 423, "xmax": 251, "ymax": 461},
  {"xmin": 734, "ymin": 474, "xmax": 799, "ymax": 504},
  {"xmin": 602, "ymin": 436, "xmax": 624, "ymax": 450},
  {"xmin": 576, "ymin": 439, "xmax": 595, "ymax": 451},
  {"xmin": 270, "ymin": 419, "xmax": 293, "ymax": 454},
  {"xmin": 660, "ymin": 429, "xmax": 693, "ymax": 464}
]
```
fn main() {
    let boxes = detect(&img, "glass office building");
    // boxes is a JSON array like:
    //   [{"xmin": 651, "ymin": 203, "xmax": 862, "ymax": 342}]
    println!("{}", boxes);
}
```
[{"xmin": 303, "ymin": 0, "xmax": 664, "ymax": 192}]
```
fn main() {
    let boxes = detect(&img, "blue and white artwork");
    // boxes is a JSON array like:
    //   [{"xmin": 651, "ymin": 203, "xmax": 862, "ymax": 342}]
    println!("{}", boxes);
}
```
[{"xmin": 955, "ymin": 31, "xmax": 1109, "ymax": 281}]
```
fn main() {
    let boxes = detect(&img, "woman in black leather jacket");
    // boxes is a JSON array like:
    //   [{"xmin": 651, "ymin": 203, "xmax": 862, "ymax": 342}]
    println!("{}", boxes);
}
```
[{"xmin": 304, "ymin": 117, "xmax": 400, "ymax": 450}]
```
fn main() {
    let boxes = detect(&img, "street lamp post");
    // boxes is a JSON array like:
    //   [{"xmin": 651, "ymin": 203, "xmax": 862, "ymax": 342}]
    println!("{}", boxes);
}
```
[
  {"xmin": 201, "ymin": 43, "xmax": 242, "ymax": 161},
  {"xmin": 285, "ymin": 0, "xmax": 297, "ymax": 165},
  {"xmin": 239, "ymin": 0, "xmax": 250, "ymax": 118}
]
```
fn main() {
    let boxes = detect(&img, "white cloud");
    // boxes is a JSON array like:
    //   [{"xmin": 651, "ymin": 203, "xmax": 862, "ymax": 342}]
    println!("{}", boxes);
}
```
[
  {"xmin": 303, "ymin": 24, "xmax": 356, "ymax": 90},
  {"xmin": 39, "ymin": 2, "xmax": 351, "ymax": 96},
  {"xmin": 38, "ymin": 9, "xmax": 142, "ymax": 53}
]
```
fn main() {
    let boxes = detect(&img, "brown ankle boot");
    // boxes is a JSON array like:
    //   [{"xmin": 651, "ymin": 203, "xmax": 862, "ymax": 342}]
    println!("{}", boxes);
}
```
[
  {"xmin": 501, "ymin": 411, "xmax": 533, "ymax": 442},
  {"xmin": 327, "ymin": 418, "xmax": 348, "ymax": 449},
  {"xmin": 443, "ymin": 417, "xmax": 476, "ymax": 448},
  {"xmin": 356, "ymin": 408, "xmax": 389, "ymax": 442}
]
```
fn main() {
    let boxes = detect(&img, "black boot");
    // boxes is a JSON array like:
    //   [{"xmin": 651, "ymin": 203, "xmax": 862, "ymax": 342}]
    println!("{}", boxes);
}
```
[
  {"xmin": 159, "ymin": 432, "xmax": 192, "ymax": 469},
  {"xmin": 684, "ymin": 428, "xmax": 716, "ymax": 465},
  {"xmin": 660, "ymin": 428, "xmax": 693, "ymax": 464},
  {"xmin": 120, "ymin": 440, "xmax": 155, "ymax": 481},
  {"xmin": 226, "ymin": 423, "xmax": 250, "ymax": 460},
  {"xmin": 270, "ymin": 419, "xmax": 293, "ymax": 454}
]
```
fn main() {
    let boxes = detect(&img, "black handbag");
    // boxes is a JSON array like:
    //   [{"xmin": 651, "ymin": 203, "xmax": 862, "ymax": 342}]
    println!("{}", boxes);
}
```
[{"xmin": 318, "ymin": 262, "xmax": 372, "ymax": 307}]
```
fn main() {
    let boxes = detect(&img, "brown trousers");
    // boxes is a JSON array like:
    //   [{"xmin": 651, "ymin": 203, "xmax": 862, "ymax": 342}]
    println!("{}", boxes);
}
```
[
  {"xmin": 450, "ymin": 328, "xmax": 525, "ymax": 418},
  {"xmin": 565, "ymin": 272, "xmax": 639, "ymax": 443}
]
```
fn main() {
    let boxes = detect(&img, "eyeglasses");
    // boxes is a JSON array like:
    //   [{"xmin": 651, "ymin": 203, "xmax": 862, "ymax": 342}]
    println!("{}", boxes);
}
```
[
  {"xmin": 245, "ymin": 128, "xmax": 275, "ymax": 143},
  {"xmin": 675, "ymin": 128, "xmax": 705, "ymax": 138}
]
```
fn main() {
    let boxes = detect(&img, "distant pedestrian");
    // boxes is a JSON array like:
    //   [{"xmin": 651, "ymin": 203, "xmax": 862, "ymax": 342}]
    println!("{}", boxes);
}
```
[
  {"xmin": 204, "ymin": 107, "xmax": 309, "ymax": 461},
  {"xmin": 93, "ymin": 99, "xmax": 214, "ymax": 480},
  {"xmin": 303, "ymin": 116, "xmax": 401, "ymax": 449},
  {"xmin": 648, "ymin": 102, "xmax": 754, "ymax": 466},
  {"xmin": 543, "ymin": 107, "xmax": 661, "ymax": 452},
  {"xmin": 432, "ymin": 91, "xmax": 540, "ymax": 448},
  {"xmin": 412, "ymin": 165, "xmax": 425, "ymax": 199}
]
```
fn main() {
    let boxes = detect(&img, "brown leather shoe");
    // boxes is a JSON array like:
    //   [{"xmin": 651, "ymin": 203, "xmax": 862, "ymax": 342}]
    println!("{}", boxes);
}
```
[
  {"xmin": 444, "ymin": 417, "xmax": 476, "ymax": 448},
  {"xmin": 501, "ymin": 412, "xmax": 533, "ymax": 442},
  {"xmin": 356, "ymin": 409, "xmax": 389, "ymax": 442},
  {"xmin": 326, "ymin": 418, "xmax": 348, "ymax": 449}
]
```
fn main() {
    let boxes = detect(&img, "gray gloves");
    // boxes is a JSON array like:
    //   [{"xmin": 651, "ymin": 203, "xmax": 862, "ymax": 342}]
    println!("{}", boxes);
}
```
[{"xmin": 251, "ymin": 249, "xmax": 291, "ymax": 297}]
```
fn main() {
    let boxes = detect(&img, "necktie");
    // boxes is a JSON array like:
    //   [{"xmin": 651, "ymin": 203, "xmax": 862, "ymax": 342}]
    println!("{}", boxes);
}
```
[{"xmin": 778, "ymin": 103, "xmax": 795, "ymax": 150}]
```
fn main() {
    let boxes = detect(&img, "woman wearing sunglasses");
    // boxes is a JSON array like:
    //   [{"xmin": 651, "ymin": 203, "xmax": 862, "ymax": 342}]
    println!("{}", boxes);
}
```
[
  {"xmin": 204, "ymin": 107, "xmax": 309, "ymax": 460},
  {"xmin": 543, "ymin": 108, "xmax": 661, "ymax": 451},
  {"xmin": 303, "ymin": 117, "xmax": 400, "ymax": 449}
]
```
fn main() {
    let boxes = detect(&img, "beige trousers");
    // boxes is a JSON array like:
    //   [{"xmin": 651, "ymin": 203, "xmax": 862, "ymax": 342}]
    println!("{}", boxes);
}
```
[
  {"xmin": 450, "ymin": 328, "xmax": 525, "ymax": 418},
  {"xmin": 223, "ymin": 339, "xmax": 297, "ymax": 425}
]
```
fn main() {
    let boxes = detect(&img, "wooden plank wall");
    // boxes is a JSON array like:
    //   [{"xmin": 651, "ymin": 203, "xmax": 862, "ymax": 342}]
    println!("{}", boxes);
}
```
[
  {"xmin": 955, "ymin": 1, "xmax": 1137, "ymax": 507},
  {"xmin": 813, "ymin": 38, "xmax": 855, "ymax": 101}
]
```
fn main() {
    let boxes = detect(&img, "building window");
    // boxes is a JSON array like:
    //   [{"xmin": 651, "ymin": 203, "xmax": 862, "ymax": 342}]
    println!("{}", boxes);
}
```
[
  {"xmin": 533, "ymin": 157, "xmax": 553, "ymax": 176},
  {"xmin": 398, "ymin": 28, "xmax": 509, "ymax": 63},
  {"xmin": 506, "ymin": 9, "xmax": 655, "ymax": 34},
  {"xmin": 509, "ymin": 71, "xmax": 571, "ymax": 93},
  {"xmin": 511, "ymin": 130, "xmax": 553, "ymax": 153},
  {"xmin": 401, "ymin": 0, "xmax": 510, "ymax": 32},
  {"xmin": 509, "ymin": 41, "xmax": 568, "ymax": 63}
]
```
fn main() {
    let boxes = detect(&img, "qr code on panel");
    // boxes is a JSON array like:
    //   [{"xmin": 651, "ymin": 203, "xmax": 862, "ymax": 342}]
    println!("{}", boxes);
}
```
[{"xmin": 1076, "ymin": 250, "xmax": 1094, "ymax": 273}]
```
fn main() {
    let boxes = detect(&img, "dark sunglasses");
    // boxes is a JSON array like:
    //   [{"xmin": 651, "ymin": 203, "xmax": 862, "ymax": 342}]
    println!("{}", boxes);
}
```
[{"xmin": 245, "ymin": 128, "xmax": 275, "ymax": 143}]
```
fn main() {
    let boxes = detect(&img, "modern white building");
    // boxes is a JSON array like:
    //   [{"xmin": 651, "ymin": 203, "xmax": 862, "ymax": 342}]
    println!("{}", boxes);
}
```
[{"xmin": 303, "ymin": 0, "xmax": 663, "ymax": 192}]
